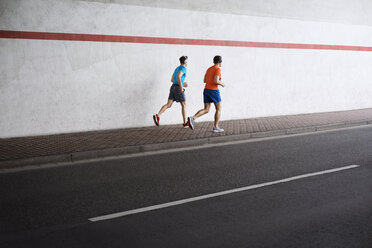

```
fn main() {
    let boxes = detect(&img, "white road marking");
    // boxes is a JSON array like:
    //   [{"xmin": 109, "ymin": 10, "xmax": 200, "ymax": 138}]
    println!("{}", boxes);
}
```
[{"xmin": 89, "ymin": 164, "xmax": 360, "ymax": 222}]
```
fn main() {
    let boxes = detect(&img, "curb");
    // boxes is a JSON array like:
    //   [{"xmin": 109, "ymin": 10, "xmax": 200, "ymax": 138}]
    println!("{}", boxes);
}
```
[{"xmin": 1, "ymin": 120, "xmax": 372, "ymax": 170}]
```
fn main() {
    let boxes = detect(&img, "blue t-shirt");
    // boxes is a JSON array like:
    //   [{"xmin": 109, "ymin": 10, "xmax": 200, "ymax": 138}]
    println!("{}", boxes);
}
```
[{"xmin": 172, "ymin": 65, "xmax": 187, "ymax": 87}]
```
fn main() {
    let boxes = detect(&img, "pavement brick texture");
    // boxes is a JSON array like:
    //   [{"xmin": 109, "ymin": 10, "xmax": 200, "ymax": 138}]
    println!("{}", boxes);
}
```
[{"xmin": 1, "ymin": 108, "xmax": 372, "ymax": 162}]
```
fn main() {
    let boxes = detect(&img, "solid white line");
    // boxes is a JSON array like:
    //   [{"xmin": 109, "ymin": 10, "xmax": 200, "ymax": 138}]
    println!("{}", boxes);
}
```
[{"xmin": 89, "ymin": 164, "xmax": 360, "ymax": 222}]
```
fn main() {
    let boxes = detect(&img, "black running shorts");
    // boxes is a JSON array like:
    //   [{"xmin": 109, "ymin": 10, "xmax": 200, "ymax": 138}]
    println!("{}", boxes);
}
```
[{"xmin": 168, "ymin": 84, "xmax": 186, "ymax": 102}]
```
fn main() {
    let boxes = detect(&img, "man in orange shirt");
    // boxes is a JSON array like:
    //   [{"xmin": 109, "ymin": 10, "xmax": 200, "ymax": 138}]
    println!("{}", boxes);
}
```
[{"xmin": 188, "ymin": 55, "xmax": 225, "ymax": 132}]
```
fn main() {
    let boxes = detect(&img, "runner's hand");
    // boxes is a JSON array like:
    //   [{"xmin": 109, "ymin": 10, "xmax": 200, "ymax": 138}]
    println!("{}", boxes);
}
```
[{"xmin": 183, "ymin": 82, "xmax": 188, "ymax": 88}]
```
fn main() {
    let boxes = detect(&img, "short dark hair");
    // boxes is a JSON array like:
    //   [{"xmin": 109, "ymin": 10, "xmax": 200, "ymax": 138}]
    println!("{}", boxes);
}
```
[
  {"xmin": 179, "ymin": 56, "xmax": 188, "ymax": 64},
  {"xmin": 213, "ymin": 55, "xmax": 222, "ymax": 64}
]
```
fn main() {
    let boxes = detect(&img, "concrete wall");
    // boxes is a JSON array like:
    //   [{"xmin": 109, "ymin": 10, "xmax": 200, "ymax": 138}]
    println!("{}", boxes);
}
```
[
  {"xmin": 79, "ymin": 0, "xmax": 372, "ymax": 26},
  {"xmin": 1, "ymin": 0, "xmax": 372, "ymax": 138}
]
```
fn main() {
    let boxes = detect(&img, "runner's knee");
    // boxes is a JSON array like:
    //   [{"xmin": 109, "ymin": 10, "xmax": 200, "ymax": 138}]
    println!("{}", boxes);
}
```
[{"xmin": 215, "ymin": 103, "xmax": 222, "ymax": 111}]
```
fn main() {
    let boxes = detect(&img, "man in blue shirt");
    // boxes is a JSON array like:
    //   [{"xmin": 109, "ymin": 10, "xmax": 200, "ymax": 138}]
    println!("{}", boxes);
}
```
[{"xmin": 153, "ymin": 56, "xmax": 189, "ymax": 127}]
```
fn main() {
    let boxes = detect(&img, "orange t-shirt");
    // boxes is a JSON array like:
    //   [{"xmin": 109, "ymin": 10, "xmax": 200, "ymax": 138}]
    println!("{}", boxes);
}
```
[{"xmin": 204, "ymin": 65, "xmax": 221, "ymax": 90}]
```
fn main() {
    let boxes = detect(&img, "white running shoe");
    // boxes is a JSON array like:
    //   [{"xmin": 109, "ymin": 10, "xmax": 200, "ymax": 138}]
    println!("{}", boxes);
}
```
[
  {"xmin": 213, "ymin": 127, "xmax": 224, "ymax": 133},
  {"xmin": 188, "ymin": 117, "xmax": 195, "ymax": 130}
]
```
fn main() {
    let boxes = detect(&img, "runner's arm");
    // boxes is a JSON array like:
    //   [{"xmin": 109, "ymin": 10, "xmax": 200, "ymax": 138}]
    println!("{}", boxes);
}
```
[
  {"xmin": 177, "ymin": 71, "xmax": 184, "ymax": 92},
  {"xmin": 214, "ymin": 75, "xmax": 225, "ymax": 87},
  {"xmin": 171, "ymin": 73, "xmax": 174, "ymax": 82}
]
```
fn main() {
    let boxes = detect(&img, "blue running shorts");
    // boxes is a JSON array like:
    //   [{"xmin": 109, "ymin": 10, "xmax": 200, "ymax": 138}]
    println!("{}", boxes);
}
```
[{"xmin": 203, "ymin": 89, "xmax": 221, "ymax": 103}]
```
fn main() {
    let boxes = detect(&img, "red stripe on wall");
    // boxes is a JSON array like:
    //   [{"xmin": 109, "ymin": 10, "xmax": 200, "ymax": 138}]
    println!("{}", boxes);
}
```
[{"xmin": 1, "ymin": 30, "xmax": 372, "ymax": 52}]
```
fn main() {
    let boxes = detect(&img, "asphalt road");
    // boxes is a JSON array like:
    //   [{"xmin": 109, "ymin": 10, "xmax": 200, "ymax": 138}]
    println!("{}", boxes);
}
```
[{"xmin": 1, "ymin": 126, "xmax": 372, "ymax": 247}]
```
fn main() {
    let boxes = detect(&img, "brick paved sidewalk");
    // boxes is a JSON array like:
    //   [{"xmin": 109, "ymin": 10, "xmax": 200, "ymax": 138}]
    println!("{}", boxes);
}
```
[{"xmin": 1, "ymin": 108, "xmax": 372, "ymax": 168}]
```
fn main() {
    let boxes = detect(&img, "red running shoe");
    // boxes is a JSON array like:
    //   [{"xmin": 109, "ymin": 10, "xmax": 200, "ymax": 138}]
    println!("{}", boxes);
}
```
[{"xmin": 153, "ymin": 114, "xmax": 160, "ymax": 126}]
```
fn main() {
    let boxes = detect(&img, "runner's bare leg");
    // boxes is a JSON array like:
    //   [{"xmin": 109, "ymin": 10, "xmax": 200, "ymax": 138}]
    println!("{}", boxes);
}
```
[
  {"xmin": 158, "ymin": 99, "xmax": 174, "ymax": 116},
  {"xmin": 180, "ymin": 101, "xmax": 187, "ymax": 124},
  {"xmin": 193, "ymin": 103, "xmax": 211, "ymax": 119},
  {"xmin": 213, "ymin": 102, "xmax": 221, "ymax": 128}
]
